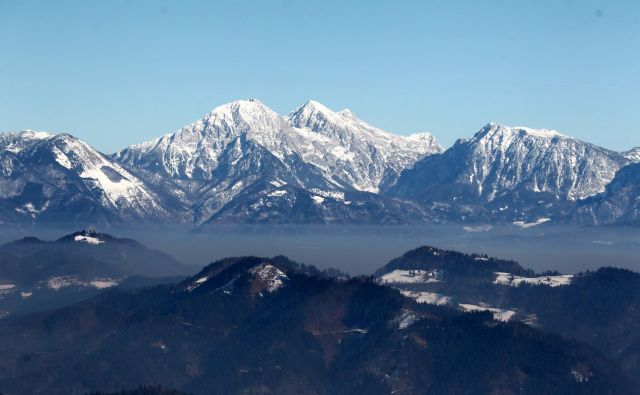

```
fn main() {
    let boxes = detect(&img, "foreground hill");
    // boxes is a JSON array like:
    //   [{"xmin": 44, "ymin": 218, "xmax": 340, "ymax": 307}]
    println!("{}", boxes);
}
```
[
  {"xmin": 0, "ymin": 256, "xmax": 630, "ymax": 394},
  {"xmin": 376, "ymin": 246, "xmax": 640, "ymax": 379}
]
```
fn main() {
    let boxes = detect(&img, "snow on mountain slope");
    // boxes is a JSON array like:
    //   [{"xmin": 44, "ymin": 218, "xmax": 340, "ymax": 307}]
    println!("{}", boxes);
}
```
[
  {"xmin": 0, "ymin": 130, "xmax": 52, "ymax": 154},
  {"xmin": 389, "ymin": 123, "xmax": 631, "ymax": 214},
  {"xmin": 623, "ymin": 147, "xmax": 640, "ymax": 163},
  {"xmin": 3, "ymin": 102, "xmax": 636, "ymax": 226},
  {"xmin": 575, "ymin": 162, "xmax": 640, "ymax": 225},
  {"xmin": 114, "ymin": 99, "xmax": 442, "ymax": 193},
  {"xmin": 114, "ymin": 99, "xmax": 293, "ymax": 180},
  {"xmin": 287, "ymin": 100, "xmax": 443, "ymax": 191},
  {"xmin": 204, "ymin": 178, "xmax": 431, "ymax": 225},
  {"xmin": 112, "ymin": 99, "xmax": 442, "ymax": 224},
  {"xmin": 0, "ymin": 131, "xmax": 168, "ymax": 225}
]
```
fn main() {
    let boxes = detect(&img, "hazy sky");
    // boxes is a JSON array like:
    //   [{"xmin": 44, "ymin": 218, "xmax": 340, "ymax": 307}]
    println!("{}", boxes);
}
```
[{"xmin": 1, "ymin": 0, "xmax": 638, "ymax": 153}]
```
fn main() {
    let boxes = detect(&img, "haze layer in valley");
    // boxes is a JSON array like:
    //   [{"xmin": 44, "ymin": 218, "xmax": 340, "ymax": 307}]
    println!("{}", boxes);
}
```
[{"xmin": 2, "ymin": 224, "xmax": 638, "ymax": 275}]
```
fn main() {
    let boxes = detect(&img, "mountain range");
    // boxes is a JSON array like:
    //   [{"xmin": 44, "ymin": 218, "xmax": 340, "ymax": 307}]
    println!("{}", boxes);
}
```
[{"xmin": 1, "ymin": 99, "xmax": 638, "ymax": 227}]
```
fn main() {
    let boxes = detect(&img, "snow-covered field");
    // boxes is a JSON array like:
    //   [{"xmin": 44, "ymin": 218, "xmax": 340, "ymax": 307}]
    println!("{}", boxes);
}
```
[
  {"xmin": 494, "ymin": 272, "xmax": 573, "ymax": 287},
  {"xmin": 47, "ymin": 276, "xmax": 119, "ymax": 290},
  {"xmin": 0, "ymin": 284, "xmax": 16, "ymax": 295},
  {"xmin": 378, "ymin": 269, "xmax": 439, "ymax": 284}
]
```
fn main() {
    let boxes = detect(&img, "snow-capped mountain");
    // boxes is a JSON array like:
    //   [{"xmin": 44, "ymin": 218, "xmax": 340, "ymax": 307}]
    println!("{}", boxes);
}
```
[
  {"xmin": 389, "ymin": 122, "xmax": 632, "ymax": 220},
  {"xmin": 0, "ymin": 131, "xmax": 169, "ymax": 225},
  {"xmin": 116, "ymin": 99, "xmax": 441, "ymax": 192},
  {"xmin": 113, "ymin": 99, "xmax": 441, "ymax": 224},
  {"xmin": 287, "ymin": 100, "xmax": 442, "ymax": 192},
  {"xmin": 575, "ymin": 162, "xmax": 640, "ymax": 225},
  {"xmin": 2, "ymin": 101, "xmax": 638, "ymax": 227}
]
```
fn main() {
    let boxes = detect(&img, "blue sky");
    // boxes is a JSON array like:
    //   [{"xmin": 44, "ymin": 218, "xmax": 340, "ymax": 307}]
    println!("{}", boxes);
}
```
[{"xmin": 1, "ymin": 0, "xmax": 638, "ymax": 152}]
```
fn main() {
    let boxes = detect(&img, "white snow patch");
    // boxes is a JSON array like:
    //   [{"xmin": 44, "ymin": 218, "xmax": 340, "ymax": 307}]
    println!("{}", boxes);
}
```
[
  {"xmin": 515, "ymin": 126, "xmax": 565, "ymax": 139},
  {"xmin": 379, "ymin": 269, "xmax": 439, "ymax": 284},
  {"xmin": 397, "ymin": 310, "xmax": 419, "ymax": 329},
  {"xmin": 330, "ymin": 146, "xmax": 356, "ymax": 161},
  {"xmin": 74, "ymin": 235, "xmax": 105, "ymax": 245},
  {"xmin": 187, "ymin": 276, "xmax": 209, "ymax": 292},
  {"xmin": 0, "ymin": 284, "xmax": 16, "ymax": 295},
  {"xmin": 512, "ymin": 218, "xmax": 550, "ymax": 229},
  {"xmin": 15, "ymin": 202, "xmax": 49, "ymax": 218},
  {"xmin": 47, "ymin": 276, "xmax": 118, "ymax": 290},
  {"xmin": 79, "ymin": 167, "xmax": 137, "ymax": 202},
  {"xmin": 267, "ymin": 190, "xmax": 288, "ymax": 198},
  {"xmin": 51, "ymin": 146, "xmax": 72, "ymax": 169},
  {"xmin": 153, "ymin": 341, "xmax": 168, "ymax": 352},
  {"xmin": 494, "ymin": 272, "xmax": 573, "ymax": 287},
  {"xmin": 249, "ymin": 263, "xmax": 288, "ymax": 293},
  {"xmin": 89, "ymin": 279, "xmax": 119, "ymax": 289},
  {"xmin": 400, "ymin": 290, "xmax": 450, "ymax": 306},
  {"xmin": 47, "ymin": 276, "xmax": 81, "ymax": 290},
  {"xmin": 459, "ymin": 303, "xmax": 516, "ymax": 322},
  {"xmin": 309, "ymin": 188, "xmax": 345, "ymax": 201}
]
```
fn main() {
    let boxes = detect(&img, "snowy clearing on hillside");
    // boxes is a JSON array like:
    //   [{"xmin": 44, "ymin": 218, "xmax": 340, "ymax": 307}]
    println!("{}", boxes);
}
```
[
  {"xmin": 250, "ymin": 263, "xmax": 288, "ymax": 293},
  {"xmin": 400, "ymin": 290, "xmax": 450, "ymax": 306},
  {"xmin": 0, "ymin": 284, "xmax": 16, "ymax": 295},
  {"xmin": 47, "ymin": 276, "xmax": 119, "ymax": 290},
  {"xmin": 397, "ymin": 310, "xmax": 419, "ymax": 329},
  {"xmin": 89, "ymin": 279, "xmax": 119, "ymax": 289},
  {"xmin": 379, "ymin": 269, "xmax": 439, "ymax": 284},
  {"xmin": 494, "ymin": 272, "xmax": 573, "ymax": 287},
  {"xmin": 186, "ymin": 276, "xmax": 209, "ymax": 292},
  {"xmin": 459, "ymin": 303, "xmax": 515, "ymax": 322}
]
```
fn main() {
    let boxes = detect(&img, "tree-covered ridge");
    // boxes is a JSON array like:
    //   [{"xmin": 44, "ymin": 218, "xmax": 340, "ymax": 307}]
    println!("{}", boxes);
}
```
[{"xmin": 0, "ymin": 256, "xmax": 632, "ymax": 394}]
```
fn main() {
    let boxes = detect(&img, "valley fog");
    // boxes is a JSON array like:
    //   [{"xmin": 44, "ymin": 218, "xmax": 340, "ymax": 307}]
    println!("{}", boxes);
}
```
[{"xmin": 3, "ymin": 224, "xmax": 638, "ymax": 275}]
